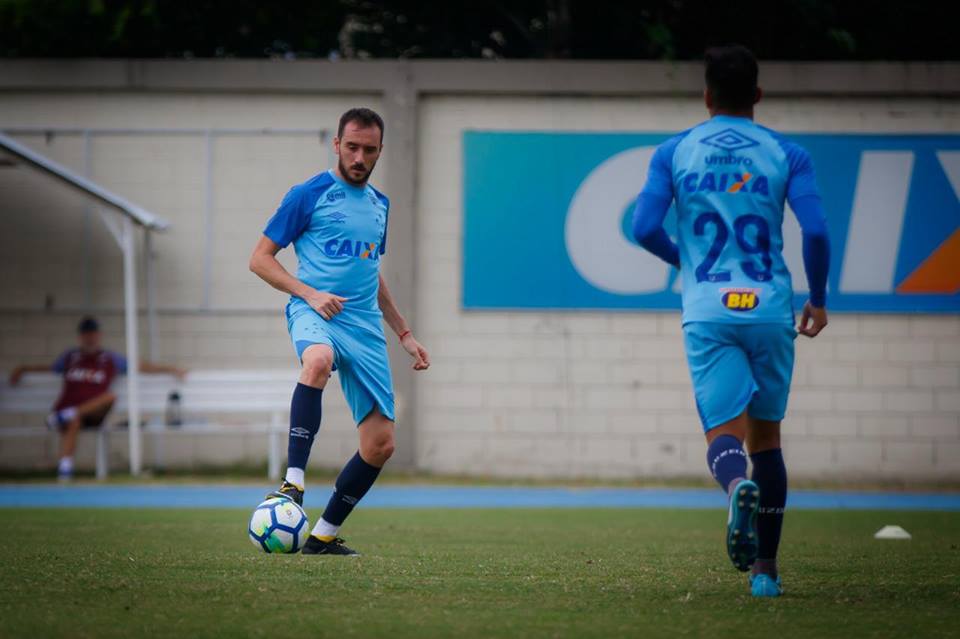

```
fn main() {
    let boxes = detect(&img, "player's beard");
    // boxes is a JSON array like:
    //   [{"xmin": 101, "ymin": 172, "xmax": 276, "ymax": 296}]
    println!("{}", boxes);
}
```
[{"xmin": 338, "ymin": 157, "xmax": 375, "ymax": 186}]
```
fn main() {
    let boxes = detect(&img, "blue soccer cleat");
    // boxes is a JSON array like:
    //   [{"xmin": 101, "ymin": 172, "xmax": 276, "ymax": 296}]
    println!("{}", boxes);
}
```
[
  {"xmin": 726, "ymin": 479, "xmax": 760, "ymax": 572},
  {"xmin": 750, "ymin": 572, "xmax": 783, "ymax": 597}
]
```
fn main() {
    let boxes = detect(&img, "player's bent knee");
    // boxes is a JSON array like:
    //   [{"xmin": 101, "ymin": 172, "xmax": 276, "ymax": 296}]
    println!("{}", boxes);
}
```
[
  {"xmin": 300, "ymin": 349, "xmax": 333, "ymax": 387},
  {"xmin": 361, "ymin": 433, "xmax": 395, "ymax": 466},
  {"xmin": 379, "ymin": 438, "xmax": 396, "ymax": 462}
]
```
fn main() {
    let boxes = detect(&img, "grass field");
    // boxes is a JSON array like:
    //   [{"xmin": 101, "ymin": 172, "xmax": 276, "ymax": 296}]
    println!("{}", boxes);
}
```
[{"xmin": 4, "ymin": 508, "xmax": 959, "ymax": 639}]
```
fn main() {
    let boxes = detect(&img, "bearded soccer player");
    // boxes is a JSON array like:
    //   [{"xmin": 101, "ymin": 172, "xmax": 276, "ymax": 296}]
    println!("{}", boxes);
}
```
[
  {"xmin": 632, "ymin": 46, "xmax": 831, "ymax": 597},
  {"xmin": 250, "ymin": 107, "xmax": 430, "ymax": 556}
]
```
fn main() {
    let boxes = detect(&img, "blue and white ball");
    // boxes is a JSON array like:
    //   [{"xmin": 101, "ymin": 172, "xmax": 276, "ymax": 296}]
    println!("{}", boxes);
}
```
[{"xmin": 248, "ymin": 497, "xmax": 309, "ymax": 553}]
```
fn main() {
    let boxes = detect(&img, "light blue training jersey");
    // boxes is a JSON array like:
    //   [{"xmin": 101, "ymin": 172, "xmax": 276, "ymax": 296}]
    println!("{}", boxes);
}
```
[
  {"xmin": 642, "ymin": 115, "xmax": 820, "ymax": 325},
  {"xmin": 264, "ymin": 170, "xmax": 389, "ymax": 314}
]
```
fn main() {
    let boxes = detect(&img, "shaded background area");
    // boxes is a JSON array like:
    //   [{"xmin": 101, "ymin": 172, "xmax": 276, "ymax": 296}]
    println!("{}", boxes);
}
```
[
  {"xmin": 0, "ymin": 2, "xmax": 957, "ymax": 481},
  {"xmin": 2, "ymin": 0, "xmax": 959, "ymax": 61}
]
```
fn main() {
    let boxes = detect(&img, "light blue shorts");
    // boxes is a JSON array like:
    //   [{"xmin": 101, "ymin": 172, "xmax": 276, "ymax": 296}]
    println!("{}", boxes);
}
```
[
  {"xmin": 682, "ymin": 322, "xmax": 796, "ymax": 431},
  {"xmin": 286, "ymin": 300, "xmax": 395, "ymax": 425}
]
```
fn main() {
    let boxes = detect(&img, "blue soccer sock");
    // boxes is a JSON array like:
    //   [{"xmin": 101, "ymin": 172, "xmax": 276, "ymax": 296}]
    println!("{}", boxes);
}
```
[
  {"xmin": 706, "ymin": 434, "xmax": 748, "ymax": 494},
  {"xmin": 318, "ymin": 451, "xmax": 382, "ymax": 535},
  {"xmin": 285, "ymin": 383, "xmax": 324, "ymax": 484},
  {"xmin": 750, "ymin": 448, "xmax": 788, "ymax": 576}
]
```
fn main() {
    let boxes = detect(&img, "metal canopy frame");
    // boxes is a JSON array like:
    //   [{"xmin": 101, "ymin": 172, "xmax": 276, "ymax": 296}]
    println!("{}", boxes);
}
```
[
  {"xmin": 0, "ymin": 131, "xmax": 171, "ymax": 476},
  {"xmin": 1, "ymin": 127, "xmax": 329, "ymax": 319}
]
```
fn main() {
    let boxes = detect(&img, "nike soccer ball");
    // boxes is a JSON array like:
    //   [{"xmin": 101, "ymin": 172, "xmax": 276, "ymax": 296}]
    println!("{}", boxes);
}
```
[{"xmin": 248, "ymin": 497, "xmax": 309, "ymax": 553}]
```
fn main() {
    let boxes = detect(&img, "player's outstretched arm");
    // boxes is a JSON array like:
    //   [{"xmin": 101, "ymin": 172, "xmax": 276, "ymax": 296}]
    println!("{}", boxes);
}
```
[
  {"xmin": 248, "ymin": 235, "xmax": 347, "ymax": 320},
  {"xmin": 8, "ymin": 364, "xmax": 54, "ymax": 385},
  {"xmin": 377, "ymin": 274, "xmax": 429, "ymax": 371}
]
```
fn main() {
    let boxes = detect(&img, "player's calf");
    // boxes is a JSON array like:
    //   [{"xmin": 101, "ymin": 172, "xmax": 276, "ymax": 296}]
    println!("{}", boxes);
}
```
[
  {"xmin": 282, "ymin": 345, "xmax": 332, "ymax": 494},
  {"xmin": 749, "ymin": 447, "xmax": 788, "ymax": 580},
  {"xmin": 306, "ymin": 410, "xmax": 393, "ymax": 549},
  {"xmin": 706, "ymin": 432, "xmax": 749, "ymax": 495},
  {"xmin": 310, "ymin": 451, "xmax": 382, "ymax": 542},
  {"xmin": 705, "ymin": 429, "xmax": 759, "ymax": 571}
]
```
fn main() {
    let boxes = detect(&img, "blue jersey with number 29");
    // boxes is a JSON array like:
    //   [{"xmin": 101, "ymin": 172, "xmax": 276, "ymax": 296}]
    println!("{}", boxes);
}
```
[{"xmin": 643, "ymin": 115, "xmax": 820, "ymax": 325}]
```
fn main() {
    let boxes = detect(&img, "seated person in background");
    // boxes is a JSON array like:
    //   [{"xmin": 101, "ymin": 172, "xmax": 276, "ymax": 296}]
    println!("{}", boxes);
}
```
[{"xmin": 8, "ymin": 316, "xmax": 187, "ymax": 480}]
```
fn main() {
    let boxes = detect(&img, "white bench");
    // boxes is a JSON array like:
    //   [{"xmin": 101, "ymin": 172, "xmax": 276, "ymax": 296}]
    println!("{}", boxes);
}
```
[{"xmin": 0, "ymin": 370, "xmax": 297, "ymax": 479}]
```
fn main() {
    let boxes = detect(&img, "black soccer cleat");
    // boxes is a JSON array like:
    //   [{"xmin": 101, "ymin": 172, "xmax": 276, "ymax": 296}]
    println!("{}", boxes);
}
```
[
  {"xmin": 301, "ymin": 536, "xmax": 360, "ymax": 556},
  {"xmin": 266, "ymin": 480, "xmax": 304, "ymax": 507}
]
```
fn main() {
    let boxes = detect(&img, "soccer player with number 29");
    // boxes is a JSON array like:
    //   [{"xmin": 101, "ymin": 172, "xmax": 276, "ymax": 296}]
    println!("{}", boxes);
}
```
[{"xmin": 632, "ymin": 45, "xmax": 831, "ymax": 597}]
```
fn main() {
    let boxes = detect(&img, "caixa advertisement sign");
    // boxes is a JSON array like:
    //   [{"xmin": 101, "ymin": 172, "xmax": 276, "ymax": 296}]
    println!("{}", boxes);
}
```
[{"xmin": 463, "ymin": 131, "xmax": 960, "ymax": 312}]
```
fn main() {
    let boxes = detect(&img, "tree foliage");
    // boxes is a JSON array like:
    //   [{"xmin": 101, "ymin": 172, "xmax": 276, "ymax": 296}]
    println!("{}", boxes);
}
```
[{"xmin": 1, "ymin": 0, "xmax": 956, "ymax": 60}]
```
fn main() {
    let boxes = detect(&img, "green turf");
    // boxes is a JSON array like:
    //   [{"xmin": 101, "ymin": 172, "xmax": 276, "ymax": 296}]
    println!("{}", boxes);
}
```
[{"xmin": 3, "ymin": 508, "xmax": 959, "ymax": 639}]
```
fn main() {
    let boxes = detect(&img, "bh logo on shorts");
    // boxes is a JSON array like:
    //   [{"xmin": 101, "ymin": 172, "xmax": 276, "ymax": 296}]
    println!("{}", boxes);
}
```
[
  {"xmin": 323, "ymin": 238, "xmax": 381, "ymax": 260},
  {"xmin": 721, "ymin": 288, "xmax": 761, "ymax": 311}
]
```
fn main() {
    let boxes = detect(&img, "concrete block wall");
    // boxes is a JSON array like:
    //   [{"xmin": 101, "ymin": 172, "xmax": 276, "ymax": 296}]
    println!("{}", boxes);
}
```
[
  {"xmin": 1, "ymin": 83, "xmax": 958, "ymax": 480},
  {"xmin": 413, "ymin": 95, "xmax": 960, "ymax": 481}
]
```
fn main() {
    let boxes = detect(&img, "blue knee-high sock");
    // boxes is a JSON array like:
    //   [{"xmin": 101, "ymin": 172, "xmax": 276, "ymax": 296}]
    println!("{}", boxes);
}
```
[
  {"xmin": 286, "ymin": 383, "xmax": 323, "ymax": 473},
  {"xmin": 321, "ymin": 452, "xmax": 382, "ymax": 526},
  {"xmin": 750, "ymin": 448, "xmax": 787, "ymax": 569},
  {"xmin": 706, "ymin": 434, "xmax": 748, "ymax": 494}
]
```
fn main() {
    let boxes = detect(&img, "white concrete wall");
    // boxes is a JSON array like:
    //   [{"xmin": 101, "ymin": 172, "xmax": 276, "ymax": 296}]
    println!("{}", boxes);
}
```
[
  {"xmin": 413, "ymin": 95, "xmax": 960, "ymax": 481},
  {"xmin": 1, "ymin": 87, "xmax": 958, "ymax": 479}
]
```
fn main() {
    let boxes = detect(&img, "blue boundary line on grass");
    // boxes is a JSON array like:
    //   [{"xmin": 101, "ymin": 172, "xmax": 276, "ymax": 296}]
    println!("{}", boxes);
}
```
[{"xmin": 1, "ymin": 484, "xmax": 959, "ymax": 510}]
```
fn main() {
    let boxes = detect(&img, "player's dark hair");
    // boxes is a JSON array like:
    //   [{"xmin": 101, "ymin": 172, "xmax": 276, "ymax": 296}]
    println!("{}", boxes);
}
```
[
  {"xmin": 77, "ymin": 316, "xmax": 99, "ymax": 333},
  {"xmin": 338, "ymin": 107, "xmax": 385, "ymax": 143},
  {"xmin": 704, "ymin": 45, "xmax": 759, "ymax": 111}
]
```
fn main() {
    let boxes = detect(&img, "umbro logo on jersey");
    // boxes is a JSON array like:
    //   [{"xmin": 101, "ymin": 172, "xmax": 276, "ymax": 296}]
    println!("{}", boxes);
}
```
[
  {"xmin": 326, "ymin": 190, "xmax": 346, "ymax": 202},
  {"xmin": 700, "ymin": 128, "xmax": 760, "ymax": 152},
  {"xmin": 368, "ymin": 193, "xmax": 380, "ymax": 206},
  {"xmin": 290, "ymin": 427, "xmax": 313, "ymax": 439},
  {"xmin": 706, "ymin": 154, "xmax": 753, "ymax": 166},
  {"xmin": 721, "ymin": 288, "xmax": 761, "ymax": 311},
  {"xmin": 327, "ymin": 211, "xmax": 348, "ymax": 224}
]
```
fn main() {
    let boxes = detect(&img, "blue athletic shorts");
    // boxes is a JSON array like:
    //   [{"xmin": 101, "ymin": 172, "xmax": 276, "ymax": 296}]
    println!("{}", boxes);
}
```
[
  {"xmin": 286, "ymin": 299, "xmax": 395, "ymax": 425},
  {"xmin": 682, "ymin": 322, "xmax": 796, "ymax": 431}
]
